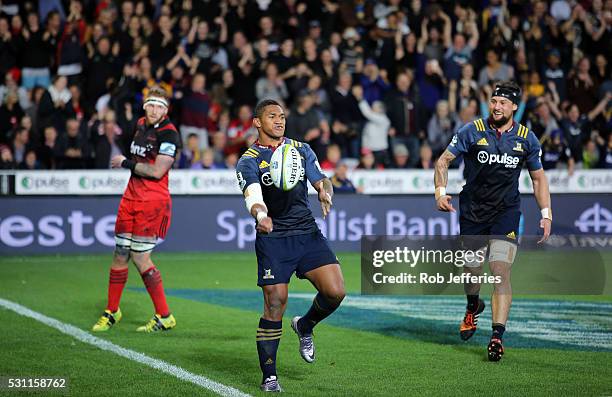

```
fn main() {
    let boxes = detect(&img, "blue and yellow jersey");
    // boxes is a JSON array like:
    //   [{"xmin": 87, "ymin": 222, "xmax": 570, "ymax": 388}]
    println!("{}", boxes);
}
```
[
  {"xmin": 447, "ymin": 117, "xmax": 542, "ymax": 223},
  {"xmin": 236, "ymin": 137, "xmax": 327, "ymax": 237}
]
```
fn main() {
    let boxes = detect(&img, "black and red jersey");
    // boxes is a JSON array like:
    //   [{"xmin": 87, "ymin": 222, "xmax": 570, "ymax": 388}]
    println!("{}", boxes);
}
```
[{"xmin": 124, "ymin": 116, "xmax": 181, "ymax": 201}]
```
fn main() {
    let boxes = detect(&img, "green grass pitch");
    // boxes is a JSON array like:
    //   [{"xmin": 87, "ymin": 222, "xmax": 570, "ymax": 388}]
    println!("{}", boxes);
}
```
[{"xmin": 0, "ymin": 252, "xmax": 610, "ymax": 396}]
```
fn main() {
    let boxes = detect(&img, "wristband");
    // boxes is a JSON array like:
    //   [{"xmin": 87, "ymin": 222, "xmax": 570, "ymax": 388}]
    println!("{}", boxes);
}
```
[
  {"xmin": 121, "ymin": 159, "xmax": 136, "ymax": 171},
  {"xmin": 435, "ymin": 186, "xmax": 447, "ymax": 200},
  {"xmin": 256, "ymin": 211, "xmax": 268, "ymax": 223},
  {"xmin": 541, "ymin": 208, "xmax": 552, "ymax": 221}
]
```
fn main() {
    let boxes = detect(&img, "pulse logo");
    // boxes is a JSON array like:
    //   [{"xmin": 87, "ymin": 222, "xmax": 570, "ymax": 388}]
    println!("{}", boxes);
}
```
[{"xmin": 477, "ymin": 151, "xmax": 520, "ymax": 168}]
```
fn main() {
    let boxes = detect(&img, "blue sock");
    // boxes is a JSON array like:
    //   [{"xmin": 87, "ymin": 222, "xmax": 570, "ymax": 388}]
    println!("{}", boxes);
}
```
[
  {"xmin": 256, "ymin": 318, "xmax": 282, "ymax": 381},
  {"xmin": 298, "ymin": 293, "xmax": 340, "ymax": 335}
]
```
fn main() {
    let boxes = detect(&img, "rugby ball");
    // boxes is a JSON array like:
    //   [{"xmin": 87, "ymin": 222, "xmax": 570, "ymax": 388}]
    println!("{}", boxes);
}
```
[{"xmin": 270, "ymin": 144, "xmax": 304, "ymax": 191}]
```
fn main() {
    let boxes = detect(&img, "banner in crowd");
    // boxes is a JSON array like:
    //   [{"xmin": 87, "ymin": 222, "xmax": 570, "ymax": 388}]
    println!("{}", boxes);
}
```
[
  {"xmin": 1, "ymin": 194, "xmax": 610, "ymax": 254},
  {"xmin": 10, "ymin": 169, "xmax": 612, "ymax": 195}
]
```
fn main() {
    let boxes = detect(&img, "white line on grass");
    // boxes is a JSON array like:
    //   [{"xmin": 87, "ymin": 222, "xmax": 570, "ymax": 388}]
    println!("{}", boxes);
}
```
[{"xmin": 0, "ymin": 298, "xmax": 251, "ymax": 397}]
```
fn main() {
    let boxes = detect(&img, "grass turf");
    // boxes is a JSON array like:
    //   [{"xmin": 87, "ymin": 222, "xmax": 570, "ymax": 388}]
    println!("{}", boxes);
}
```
[{"xmin": 0, "ymin": 252, "xmax": 610, "ymax": 396}]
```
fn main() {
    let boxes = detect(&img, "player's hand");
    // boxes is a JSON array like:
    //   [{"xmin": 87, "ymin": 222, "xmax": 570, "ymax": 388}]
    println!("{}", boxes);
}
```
[
  {"xmin": 111, "ymin": 155, "xmax": 126, "ymax": 169},
  {"xmin": 256, "ymin": 217, "xmax": 273, "ymax": 234},
  {"xmin": 319, "ymin": 191, "xmax": 333, "ymax": 219},
  {"xmin": 436, "ymin": 195, "xmax": 455, "ymax": 212},
  {"xmin": 537, "ymin": 218, "xmax": 551, "ymax": 244}
]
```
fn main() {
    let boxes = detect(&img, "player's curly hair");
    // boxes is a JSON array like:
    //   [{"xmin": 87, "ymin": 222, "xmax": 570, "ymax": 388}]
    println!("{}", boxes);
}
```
[{"xmin": 254, "ymin": 99, "xmax": 282, "ymax": 119}]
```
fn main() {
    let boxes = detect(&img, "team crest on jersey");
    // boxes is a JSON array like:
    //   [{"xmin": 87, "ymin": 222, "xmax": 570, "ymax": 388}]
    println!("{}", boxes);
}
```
[
  {"xmin": 512, "ymin": 142, "xmax": 523, "ymax": 152},
  {"xmin": 259, "ymin": 160, "xmax": 270, "ymax": 169},
  {"xmin": 263, "ymin": 269, "xmax": 275, "ymax": 279}
]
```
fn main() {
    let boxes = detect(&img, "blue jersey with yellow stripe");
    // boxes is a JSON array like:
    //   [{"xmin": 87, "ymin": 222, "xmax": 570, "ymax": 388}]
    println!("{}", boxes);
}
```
[
  {"xmin": 446, "ymin": 117, "xmax": 542, "ymax": 223},
  {"xmin": 236, "ymin": 137, "xmax": 327, "ymax": 237}
]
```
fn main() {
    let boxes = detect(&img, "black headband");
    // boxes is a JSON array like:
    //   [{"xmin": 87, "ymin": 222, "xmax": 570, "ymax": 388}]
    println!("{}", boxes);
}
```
[{"xmin": 492, "ymin": 87, "xmax": 521, "ymax": 105}]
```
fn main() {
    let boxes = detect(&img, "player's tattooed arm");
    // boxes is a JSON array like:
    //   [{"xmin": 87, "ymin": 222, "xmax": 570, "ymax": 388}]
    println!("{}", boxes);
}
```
[
  {"xmin": 434, "ymin": 149, "xmax": 455, "ymax": 188},
  {"xmin": 314, "ymin": 178, "xmax": 333, "ymax": 219},
  {"xmin": 434, "ymin": 149, "xmax": 456, "ymax": 212},
  {"xmin": 529, "ymin": 168, "xmax": 552, "ymax": 243},
  {"xmin": 111, "ymin": 154, "xmax": 174, "ymax": 180}
]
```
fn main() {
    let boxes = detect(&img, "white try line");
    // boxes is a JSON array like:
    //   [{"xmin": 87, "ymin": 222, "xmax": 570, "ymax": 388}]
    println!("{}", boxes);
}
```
[{"xmin": 0, "ymin": 298, "xmax": 251, "ymax": 397}]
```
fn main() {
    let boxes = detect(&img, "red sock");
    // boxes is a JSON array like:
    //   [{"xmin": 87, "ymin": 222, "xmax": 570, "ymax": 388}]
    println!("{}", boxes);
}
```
[
  {"xmin": 107, "ymin": 268, "xmax": 128, "ymax": 312},
  {"xmin": 140, "ymin": 266, "xmax": 170, "ymax": 317}
]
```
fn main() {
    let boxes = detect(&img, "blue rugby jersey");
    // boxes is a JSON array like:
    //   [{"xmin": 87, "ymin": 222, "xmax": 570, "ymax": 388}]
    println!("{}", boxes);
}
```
[
  {"xmin": 236, "ymin": 137, "xmax": 327, "ymax": 237},
  {"xmin": 447, "ymin": 117, "xmax": 542, "ymax": 223}
]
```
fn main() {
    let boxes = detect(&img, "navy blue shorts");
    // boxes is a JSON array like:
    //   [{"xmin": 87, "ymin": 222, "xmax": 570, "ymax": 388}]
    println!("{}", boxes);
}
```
[
  {"xmin": 255, "ymin": 231, "xmax": 339, "ymax": 286},
  {"xmin": 460, "ymin": 209, "xmax": 521, "ymax": 249}
]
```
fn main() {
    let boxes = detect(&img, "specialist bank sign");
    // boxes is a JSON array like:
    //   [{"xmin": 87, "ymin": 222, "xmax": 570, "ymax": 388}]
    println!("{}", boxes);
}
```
[
  {"xmin": 11, "ymin": 169, "xmax": 611, "ymax": 195},
  {"xmin": 0, "ymin": 195, "xmax": 610, "ymax": 254}
]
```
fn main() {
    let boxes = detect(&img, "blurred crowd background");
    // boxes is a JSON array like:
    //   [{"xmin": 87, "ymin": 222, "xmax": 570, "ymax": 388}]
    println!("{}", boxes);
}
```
[{"xmin": 0, "ymin": 0, "xmax": 610, "ymax": 180}]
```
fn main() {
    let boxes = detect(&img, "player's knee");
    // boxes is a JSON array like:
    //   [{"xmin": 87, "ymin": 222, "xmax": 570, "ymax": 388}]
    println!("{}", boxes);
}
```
[
  {"xmin": 131, "ymin": 252, "xmax": 153, "ymax": 271},
  {"xmin": 267, "ymin": 295, "xmax": 287, "ymax": 311},
  {"xmin": 323, "ymin": 285, "xmax": 345, "ymax": 306},
  {"xmin": 113, "ymin": 246, "xmax": 130, "ymax": 266},
  {"xmin": 490, "ymin": 262, "xmax": 511, "ymax": 285},
  {"xmin": 264, "ymin": 291, "xmax": 287, "ymax": 316}
]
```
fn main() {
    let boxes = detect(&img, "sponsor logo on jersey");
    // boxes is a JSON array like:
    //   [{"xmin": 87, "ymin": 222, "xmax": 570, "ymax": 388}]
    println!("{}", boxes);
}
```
[
  {"xmin": 236, "ymin": 171, "xmax": 246, "ymax": 190},
  {"xmin": 477, "ymin": 137, "xmax": 488, "ymax": 146},
  {"xmin": 261, "ymin": 172, "xmax": 273, "ymax": 186},
  {"xmin": 512, "ymin": 142, "xmax": 523, "ymax": 152},
  {"xmin": 130, "ymin": 141, "xmax": 147, "ymax": 157},
  {"xmin": 159, "ymin": 142, "xmax": 176, "ymax": 156},
  {"xmin": 259, "ymin": 160, "xmax": 270, "ymax": 169},
  {"xmin": 477, "ymin": 151, "xmax": 520, "ymax": 168},
  {"xmin": 506, "ymin": 231, "xmax": 516, "ymax": 239}
]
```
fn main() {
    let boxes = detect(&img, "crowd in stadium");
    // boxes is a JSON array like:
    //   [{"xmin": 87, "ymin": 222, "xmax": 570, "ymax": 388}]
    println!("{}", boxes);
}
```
[{"xmin": 0, "ymin": 0, "xmax": 610, "ymax": 173}]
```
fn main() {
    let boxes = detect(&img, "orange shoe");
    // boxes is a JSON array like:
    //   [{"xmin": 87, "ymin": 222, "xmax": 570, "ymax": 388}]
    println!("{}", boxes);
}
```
[{"xmin": 459, "ymin": 299, "xmax": 485, "ymax": 341}]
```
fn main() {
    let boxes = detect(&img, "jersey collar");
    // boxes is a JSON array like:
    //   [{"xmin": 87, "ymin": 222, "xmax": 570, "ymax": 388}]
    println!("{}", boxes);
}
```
[
  {"xmin": 486, "ymin": 117, "xmax": 516, "ymax": 135},
  {"xmin": 254, "ymin": 137, "xmax": 288, "ymax": 150}
]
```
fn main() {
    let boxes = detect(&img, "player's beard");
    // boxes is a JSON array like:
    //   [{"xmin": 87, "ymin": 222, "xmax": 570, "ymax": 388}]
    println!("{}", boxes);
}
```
[
  {"xmin": 146, "ymin": 114, "xmax": 164, "ymax": 126},
  {"xmin": 490, "ymin": 113, "xmax": 512, "ymax": 129}
]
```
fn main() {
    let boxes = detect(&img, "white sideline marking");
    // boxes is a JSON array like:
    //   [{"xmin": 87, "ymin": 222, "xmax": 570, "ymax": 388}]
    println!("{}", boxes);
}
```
[{"xmin": 0, "ymin": 298, "xmax": 251, "ymax": 397}]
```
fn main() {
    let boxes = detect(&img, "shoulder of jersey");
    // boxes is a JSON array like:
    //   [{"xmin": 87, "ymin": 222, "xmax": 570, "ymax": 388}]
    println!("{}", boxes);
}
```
[
  {"xmin": 515, "ymin": 123, "xmax": 530, "ymax": 139},
  {"xmin": 241, "ymin": 146, "xmax": 261, "ymax": 159},
  {"xmin": 157, "ymin": 119, "xmax": 178, "ymax": 132},
  {"xmin": 471, "ymin": 118, "xmax": 487, "ymax": 132},
  {"xmin": 285, "ymin": 138, "xmax": 305, "ymax": 148}
]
